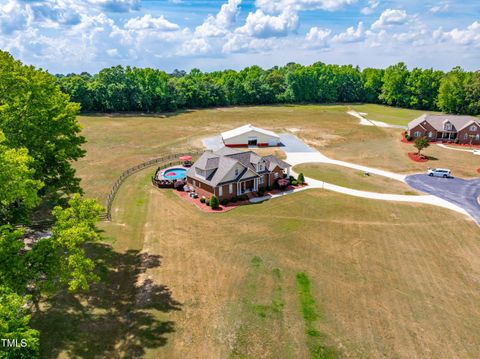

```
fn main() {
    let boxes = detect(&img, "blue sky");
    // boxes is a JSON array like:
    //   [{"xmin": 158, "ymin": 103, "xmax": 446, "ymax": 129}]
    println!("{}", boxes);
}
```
[{"xmin": 0, "ymin": 0, "xmax": 479, "ymax": 73}]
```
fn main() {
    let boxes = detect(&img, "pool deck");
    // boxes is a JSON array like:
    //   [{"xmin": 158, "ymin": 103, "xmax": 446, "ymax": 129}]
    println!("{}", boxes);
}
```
[{"xmin": 156, "ymin": 165, "xmax": 188, "ymax": 181}]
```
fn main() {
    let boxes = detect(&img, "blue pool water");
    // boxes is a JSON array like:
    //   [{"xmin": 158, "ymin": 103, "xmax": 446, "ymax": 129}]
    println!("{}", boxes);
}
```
[{"xmin": 162, "ymin": 168, "xmax": 187, "ymax": 180}]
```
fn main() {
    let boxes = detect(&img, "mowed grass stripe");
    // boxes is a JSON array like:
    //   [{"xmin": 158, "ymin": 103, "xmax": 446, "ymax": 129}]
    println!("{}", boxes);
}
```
[{"xmin": 296, "ymin": 272, "xmax": 337, "ymax": 359}]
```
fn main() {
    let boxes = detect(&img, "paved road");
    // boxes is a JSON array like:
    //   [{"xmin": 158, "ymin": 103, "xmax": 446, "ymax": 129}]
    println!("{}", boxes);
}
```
[{"xmin": 406, "ymin": 174, "xmax": 480, "ymax": 224}]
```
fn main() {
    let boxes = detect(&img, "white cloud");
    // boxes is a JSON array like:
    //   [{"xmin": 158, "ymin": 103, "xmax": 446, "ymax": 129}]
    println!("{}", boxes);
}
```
[
  {"xmin": 361, "ymin": 0, "xmax": 379, "ymax": 15},
  {"xmin": 195, "ymin": 0, "xmax": 241, "ymax": 37},
  {"xmin": 87, "ymin": 0, "xmax": 140, "ymax": 13},
  {"xmin": 371, "ymin": 9, "xmax": 408, "ymax": 30},
  {"xmin": 332, "ymin": 21, "xmax": 364, "ymax": 42},
  {"xmin": 429, "ymin": 4, "xmax": 449, "ymax": 13},
  {"xmin": 125, "ymin": 14, "xmax": 179, "ymax": 31},
  {"xmin": 305, "ymin": 27, "xmax": 331, "ymax": 48},
  {"xmin": 434, "ymin": 22, "xmax": 480, "ymax": 46},
  {"xmin": 254, "ymin": 0, "xmax": 356, "ymax": 13},
  {"xmin": 235, "ymin": 8, "xmax": 299, "ymax": 38}
]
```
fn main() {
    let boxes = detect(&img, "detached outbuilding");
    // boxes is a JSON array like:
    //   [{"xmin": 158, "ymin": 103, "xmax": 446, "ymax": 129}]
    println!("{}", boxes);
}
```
[{"xmin": 221, "ymin": 124, "xmax": 281, "ymax": 147}]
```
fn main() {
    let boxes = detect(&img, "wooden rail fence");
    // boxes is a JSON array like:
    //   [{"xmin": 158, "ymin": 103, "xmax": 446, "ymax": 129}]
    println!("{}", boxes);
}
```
[{"xmin": 103, "ymin": 151, "xmax": 201, "ymax": 221}]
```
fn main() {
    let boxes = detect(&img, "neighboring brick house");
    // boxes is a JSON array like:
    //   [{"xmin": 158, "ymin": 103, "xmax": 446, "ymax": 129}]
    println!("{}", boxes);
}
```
[
  {"xmin": 186, "ymin": 147, "xmax": 291, "ymax": 200},
  {"xmin": 407, "ymin": 114, "xmax": 480, "ymax": 144}
]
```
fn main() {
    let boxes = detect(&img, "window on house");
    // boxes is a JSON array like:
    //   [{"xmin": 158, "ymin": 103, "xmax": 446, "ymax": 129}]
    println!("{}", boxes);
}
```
[
  {"xmin": 274, "ymin": 172, "xmax": 279, "ymax": 179},
  {"xmin": 414, "ymin": 131, "xmax": 421, "ymax": 137},
  {"xmin": 465, "ymin": 133, "xmax": 469, "ymax": 140},
  {"xmin": 444, "ymin": 123, "xmax": 452, "ymax": 131},
  {"xmin": 258, "ymin": 164, "xmax": 263, "ymax": 171},
  {"xmin": 235, "ymin": 168, "xmax": 239, "ymax": 176},
  {"xmin": 470, "ymin": 125, "xmax": 477, "ymax": 131},
  {"xmin": 229, "ymin": 184, "xmax": 233, "ymax": 194},
  {"xmin": 259, "ymin": 176, "xmax": 264, "ymax": 184},
  {"xmin": 219, "ymin": 186, "xmax": 223, "ymax": 196},
  {"xmin": 476, "ymin": 134, "xmax": 480, "ymax": 141},
  {"xmin": 428, "ymin": 132, "xmax": 433, "ymax": 138}
]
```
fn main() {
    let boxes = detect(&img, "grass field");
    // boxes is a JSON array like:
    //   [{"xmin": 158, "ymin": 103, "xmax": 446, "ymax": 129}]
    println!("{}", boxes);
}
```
[
  {"xmin": 38, "ymin": 170, "xmax": 480, "ymax": 358},
  {"xmin": 76, "ymin": 105, "xmax": 478, "ymax": 204},
  {"xmin": 42, "ymin": 104, "xmax": 480, "ymax": 359},
  {"xmin": 347, "ymin": 104, "xmax": 442, "ymax": 126},
  {"xmin": 294, "ymin": 163, "xmax": 419, "ymax": 195}
]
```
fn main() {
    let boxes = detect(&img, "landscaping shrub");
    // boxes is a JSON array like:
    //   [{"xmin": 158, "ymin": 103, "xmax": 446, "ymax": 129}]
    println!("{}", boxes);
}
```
[
  {"xmin": 220, "ymin": 198, "xmax": 229, "ymax": 206},
  {"xmin": 277, "ymin": 178, "xmax": 289, "ymax": 189},
  {"xmin": 454, "ymin": 138, "xmax": 460, "ymax": 144},
  {"xmin": 257, "ymin": 188, "xmax": 265, "ymax": 196},
  {"xmin": 230, "ymin": 196, "xmax": 238, "ymax": 203},
  {"xmin": 210, "ymin": 195, "xmax": 219, "ymax": 209},
  {"xmin": 205, "ymin": 199, "xmax": 210, "ymax": 206},
  {"xmin": 173, "ymin": 180, "xmax": 185, "ymax": 191},
  {"xmin": 241, "ymin": 194, "xmax": 248, "ymax": 201},
  {"xmin": 298, "ymin": 173, "xmax": 305, "ymax": 184},
  {"xmin": 200, "ymin": 197, "xmax": 206, "ymax": 203},
  {"xmin": 406, "ymin": 135, "xmax": 412, "ymax": 141},
  {"xmin": 291, "ymin": 180, "xmax": 298, "ymax": 186},
  {"xmin": 289, "ymin": 175, "xmax": 296, "ymax": 182}
]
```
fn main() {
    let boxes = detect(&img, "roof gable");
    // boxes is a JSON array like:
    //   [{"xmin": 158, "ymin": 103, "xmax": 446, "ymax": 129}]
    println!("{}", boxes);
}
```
[{"xmin": 221, "ymin": 124, "xmax": 280, "ymax": 140}]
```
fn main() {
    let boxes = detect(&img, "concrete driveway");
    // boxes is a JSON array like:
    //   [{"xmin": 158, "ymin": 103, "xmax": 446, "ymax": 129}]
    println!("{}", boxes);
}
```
[
  {"xmin": 406, "ymin": 174, "xmax": 480, "ymax": 224},
  {"xmin": 279, "ymin": 133, "xmax": 317, "ymax": 153}
]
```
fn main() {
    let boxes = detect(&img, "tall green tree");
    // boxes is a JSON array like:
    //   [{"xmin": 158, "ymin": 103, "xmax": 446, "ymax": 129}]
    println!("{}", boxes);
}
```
[
  {"xmin": 0, "ymin": 287, "xmax": 40, "ymax": 359},
  {"xmin": 407, "ymin": 68, "xmax": 444, "ymax": 110},
  {"xmin": 464, "ymin": 72, "xmax": 480, "ymax": 115},
  {"xmin": 437, "ymin": 67, "xmax": 468, "ymax": 114},
  {"xmin": 0, "ymin": 51, "xmax": 85, "ymax": 196},
  {"xmin": 380, "ymin": 62, "xmax": 410, "ymax": 107},
  {"xmin": 362, "ymin": 68, "xmax": 384, "ymax": 103},
  {"xmin": 0, "ymin": 130, "xmax": 43, "ymax": 224}
]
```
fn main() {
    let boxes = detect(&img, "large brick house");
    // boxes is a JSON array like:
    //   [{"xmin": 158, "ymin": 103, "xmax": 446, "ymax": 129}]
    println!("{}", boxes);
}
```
[
  {"xmin": 407, "ymin": 114, "xmax": 480, "ymax": 144},
  {"xmin": 186, "ymin": 147, "xmax": 291, "ymax": 200}
]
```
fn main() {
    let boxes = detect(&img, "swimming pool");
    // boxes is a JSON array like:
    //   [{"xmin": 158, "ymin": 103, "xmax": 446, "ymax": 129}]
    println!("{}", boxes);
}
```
[{"xmin": 161, "ymin": 167, "xmax": 187, "ymax": 180}]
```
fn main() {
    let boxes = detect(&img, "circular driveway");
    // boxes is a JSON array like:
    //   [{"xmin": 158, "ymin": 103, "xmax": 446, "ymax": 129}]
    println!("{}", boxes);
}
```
[{"xmin": 406, "ymin": 174, "xmax": 480, "ymax": 224}]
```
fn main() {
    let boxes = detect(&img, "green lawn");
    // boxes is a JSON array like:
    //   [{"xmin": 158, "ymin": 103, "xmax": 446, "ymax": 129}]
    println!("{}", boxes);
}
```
[
  {"xmin": 294, "ymin": 163, "xmax": 419, "ymax": 195},
  {"xmin": 348, "ymin": 104, "xmax": 442, "ymax": 126}
]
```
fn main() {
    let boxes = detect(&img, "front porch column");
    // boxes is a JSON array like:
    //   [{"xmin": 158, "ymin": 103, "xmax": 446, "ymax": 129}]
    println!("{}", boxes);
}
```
[{"xmin": 287, "ymin": 167, "xmax": 291, "ymax": 177}]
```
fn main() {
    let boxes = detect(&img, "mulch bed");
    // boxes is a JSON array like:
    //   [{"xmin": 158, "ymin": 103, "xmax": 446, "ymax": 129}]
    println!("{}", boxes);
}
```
[
  {"xmin": 477, "ymin": 168, "xmax": 480, "ymax": 174},
  {"xmin": 407, "ymin": 152, "xmax": 429, "ymax": 163},
  {"xmin": 172, "ymin": 184, "xmax": 308, "ymax": 213},
  {"xmin": 173, "ymin": 191, "xmax": 240, "ymax": 213},
  {"xmin": 400, "ymin": 132, "xmax": 411, "ymax": 143}
]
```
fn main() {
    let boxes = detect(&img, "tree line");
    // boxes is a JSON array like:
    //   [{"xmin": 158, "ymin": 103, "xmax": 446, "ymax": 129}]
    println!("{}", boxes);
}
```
[
  {"xmin": 0, "ymin": 51, "xmax": 103, "ymax": 358},
  {"xmin": 57, "ymin": 62, "xmax": 480, "ymax": 115}
]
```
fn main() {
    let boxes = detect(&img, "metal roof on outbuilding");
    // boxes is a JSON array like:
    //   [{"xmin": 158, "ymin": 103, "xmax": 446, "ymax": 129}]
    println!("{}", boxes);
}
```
[{"xmin": 221, "ymin": 124, "xmax": 280, "ymax": 140}]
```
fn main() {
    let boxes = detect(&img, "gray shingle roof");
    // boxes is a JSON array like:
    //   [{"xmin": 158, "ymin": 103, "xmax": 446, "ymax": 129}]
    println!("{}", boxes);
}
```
[
  {"xmin": 263, "ymin": 155, "xmax": 291, "ymax": 171},
  {"xmin": 408, "ymin": 114, "xmax": 480, "ymax": 132},
  {"xmin": 187, "ymin": 147, "xmax": 291, "ymax": 188}
]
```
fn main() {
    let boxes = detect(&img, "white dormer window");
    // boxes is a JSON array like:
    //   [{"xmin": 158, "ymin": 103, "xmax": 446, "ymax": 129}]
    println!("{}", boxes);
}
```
[
  {"xmin": 470, "ymin": 125, "xmax": 477, "ymax": 132},
  {"xmin": 444, "ymin": 123, "xmax": 452, "ymax": 131},
  {"xmin": 258, "ymin": 164, "xmax": 263, "ymax": 171},
  {"xmin": 235, "ymin": 168, "xmax": 239, "ymax": 176}
]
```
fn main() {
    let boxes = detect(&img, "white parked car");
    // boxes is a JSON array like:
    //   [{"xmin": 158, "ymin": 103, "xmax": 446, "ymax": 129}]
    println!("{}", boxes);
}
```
[{"xmin": 427, "ymin": 168, "xmax": 452, "ymax": 178}]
